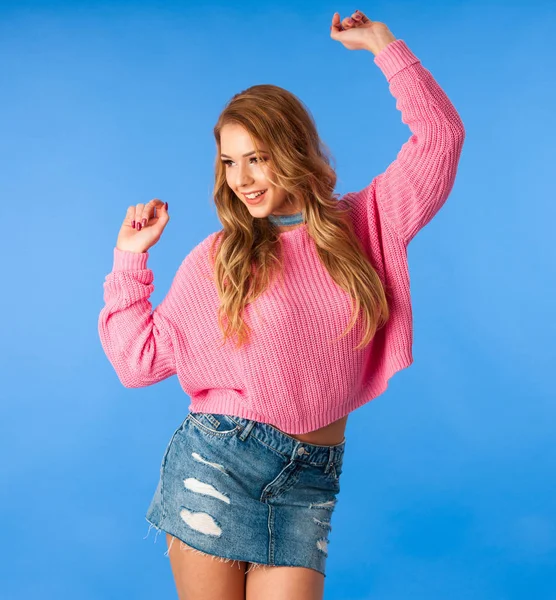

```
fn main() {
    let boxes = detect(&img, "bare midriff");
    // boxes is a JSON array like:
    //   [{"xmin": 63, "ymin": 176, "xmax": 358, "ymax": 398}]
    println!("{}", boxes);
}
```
[{"xmin": 272, "ymin": 415, "xmax": 348, "ymax": 447}]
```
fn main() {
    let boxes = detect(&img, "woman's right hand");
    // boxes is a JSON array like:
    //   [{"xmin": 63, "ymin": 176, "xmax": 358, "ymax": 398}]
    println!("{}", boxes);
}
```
[{"xmin": 116, "ymin": 199, "xmax": 170, "ymax": 254}]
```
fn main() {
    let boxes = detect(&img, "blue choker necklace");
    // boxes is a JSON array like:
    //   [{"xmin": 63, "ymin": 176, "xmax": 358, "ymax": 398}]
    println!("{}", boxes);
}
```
[{"xmin": 267, "ymin": 211, "xmax": 304, "ymax": 226}]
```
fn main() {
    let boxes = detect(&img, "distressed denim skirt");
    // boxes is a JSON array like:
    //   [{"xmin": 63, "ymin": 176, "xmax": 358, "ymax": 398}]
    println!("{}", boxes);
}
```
[{"xmin": 144, "ymin": 411, "xmax": 346, "ymax": 577}]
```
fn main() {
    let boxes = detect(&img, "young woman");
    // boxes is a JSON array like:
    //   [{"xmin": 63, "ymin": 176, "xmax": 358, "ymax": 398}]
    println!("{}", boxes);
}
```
[{"xmin": 98, "ymin": 9, "xmax": 465, "ymax": 600}]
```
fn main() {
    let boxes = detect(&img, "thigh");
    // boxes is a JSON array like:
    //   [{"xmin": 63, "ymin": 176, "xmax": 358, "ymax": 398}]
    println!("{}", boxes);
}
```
[
  {"xmin": 245, "ymin": 565, "xmax": 324, "ymax": 600},
  {"xmin": 166, "ymin": 534, "xmax": 247, "ymax": 600}
]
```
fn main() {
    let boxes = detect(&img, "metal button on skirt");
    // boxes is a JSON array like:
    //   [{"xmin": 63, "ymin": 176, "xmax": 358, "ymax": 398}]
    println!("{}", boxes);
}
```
[{"xmin": 144, "ymin": 412, "xmax": 346, "ymax": 577}]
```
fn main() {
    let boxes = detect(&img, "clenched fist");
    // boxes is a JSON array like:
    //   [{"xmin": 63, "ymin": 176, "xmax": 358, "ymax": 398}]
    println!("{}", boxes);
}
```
[{"xmin": 116, "ymin": 198, "xmax": 170, "ymax": 254}]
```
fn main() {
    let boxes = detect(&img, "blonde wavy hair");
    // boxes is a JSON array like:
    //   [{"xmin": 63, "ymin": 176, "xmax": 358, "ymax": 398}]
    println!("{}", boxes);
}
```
[{"xmin": 209, "ymin": 84, "xmax": 390, "ymax": 351}]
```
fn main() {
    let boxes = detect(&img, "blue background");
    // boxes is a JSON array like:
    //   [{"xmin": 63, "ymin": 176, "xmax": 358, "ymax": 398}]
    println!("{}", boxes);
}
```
[{"xmin": 1, "ymin": 0, "xmax": 555, "ymax": 598}]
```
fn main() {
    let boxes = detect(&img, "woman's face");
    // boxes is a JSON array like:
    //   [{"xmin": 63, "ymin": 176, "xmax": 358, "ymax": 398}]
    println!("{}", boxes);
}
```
[{"xmin": 220, "ymin": 123, "xmax": 301, "ymax": 221}]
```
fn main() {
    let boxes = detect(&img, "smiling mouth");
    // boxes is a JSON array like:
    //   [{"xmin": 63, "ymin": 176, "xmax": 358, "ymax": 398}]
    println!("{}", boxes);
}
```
[
  {"xmin": 243, "ymin": 190, "xmax": 267, "ymax": 204},
  {"xmin": 243, "ymin": 190, "xmax": 267, "ymax": 198}
]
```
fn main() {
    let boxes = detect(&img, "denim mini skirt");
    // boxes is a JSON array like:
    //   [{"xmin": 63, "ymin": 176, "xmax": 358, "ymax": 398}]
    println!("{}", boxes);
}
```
[{"xmin": 144, "ymin": 412, "xmax": 346, "ymax": 577}]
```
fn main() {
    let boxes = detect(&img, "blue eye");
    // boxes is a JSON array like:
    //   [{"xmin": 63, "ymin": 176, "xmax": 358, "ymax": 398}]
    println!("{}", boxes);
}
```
[{"xmin": 222, "ymin": 156, "xmax": 266, "ymax": 167}]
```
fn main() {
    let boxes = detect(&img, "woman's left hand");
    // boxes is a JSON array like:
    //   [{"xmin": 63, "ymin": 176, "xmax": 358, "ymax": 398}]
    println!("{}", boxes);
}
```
[{"xmin": 330, "ymin": 10, "xmax": 397, "ymax": 55}]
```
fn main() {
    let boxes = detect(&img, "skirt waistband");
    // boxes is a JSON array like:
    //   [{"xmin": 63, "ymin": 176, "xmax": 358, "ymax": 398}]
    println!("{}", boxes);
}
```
[{"xmin": 225, "ymin": 414, "xmax": 345, "ymax": 473}]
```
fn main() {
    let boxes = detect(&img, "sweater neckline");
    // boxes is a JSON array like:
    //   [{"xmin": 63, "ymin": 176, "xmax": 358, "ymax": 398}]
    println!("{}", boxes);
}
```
[{"xmin": 277, "ymin": 223, "xmax": 307, "ymax": 237}]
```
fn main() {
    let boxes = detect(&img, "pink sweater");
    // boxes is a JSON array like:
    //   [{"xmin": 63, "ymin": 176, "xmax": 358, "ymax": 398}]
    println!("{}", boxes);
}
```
[{"xmin": 98, "ymin": 39, "xmax": 465, "ymax": 434}]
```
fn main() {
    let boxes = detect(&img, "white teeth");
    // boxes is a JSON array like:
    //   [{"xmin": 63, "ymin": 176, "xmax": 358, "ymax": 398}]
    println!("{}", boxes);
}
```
[{"xmin": 246, "ymin": 190, "xmax": 265, "ymax": 199}]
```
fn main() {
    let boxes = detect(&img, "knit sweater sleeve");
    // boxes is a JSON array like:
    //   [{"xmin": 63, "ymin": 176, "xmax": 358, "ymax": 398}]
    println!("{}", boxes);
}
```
[
  {"xmin": 350, "ymin": 39, "xmax": 466, "ymax": 246},
  {"xmin": 98, "ymin": 247, "xmax": 188, "ymax": 388}
]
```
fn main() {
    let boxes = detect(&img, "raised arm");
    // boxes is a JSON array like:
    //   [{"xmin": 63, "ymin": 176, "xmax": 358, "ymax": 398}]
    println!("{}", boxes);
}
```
[
  {"xmin": 98, "ymin": 247, "xmax": 186, "ymax": 388},
  {"xmin": 369, "ymin": 39, "xmax": 466, "ymax": 245},
  {"xmin": 330, "ymin": 12, "xmax": 465, "ymax": 247}
]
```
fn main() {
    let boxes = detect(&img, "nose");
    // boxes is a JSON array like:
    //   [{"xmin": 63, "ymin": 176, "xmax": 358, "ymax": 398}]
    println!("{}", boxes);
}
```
[{"xmin": 235, "ymin": 162, "xmax": 254, "ymax": 189}]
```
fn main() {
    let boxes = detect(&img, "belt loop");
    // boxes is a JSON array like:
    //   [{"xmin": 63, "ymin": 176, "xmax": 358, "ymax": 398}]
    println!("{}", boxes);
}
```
[
  {"xmin": 238, "ymin": 420, "xmax": 255, "ymax": 442},
  {"xmin": 324, "ymin": 446, "xmax": 335, "ymax": 474}
]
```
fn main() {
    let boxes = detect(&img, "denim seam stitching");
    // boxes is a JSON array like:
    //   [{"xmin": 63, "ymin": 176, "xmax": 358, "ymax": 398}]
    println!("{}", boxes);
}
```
[
  {"xmin": 249, "ymin": 433, "xmax": 335, "ymax": 469},
  {"xmin": 188, "ymin": 414, "xmax": 240, "ymax": 437},
  {"xmin": 159, "ymin": 419, "xmax": 187, "ymax": 525}
]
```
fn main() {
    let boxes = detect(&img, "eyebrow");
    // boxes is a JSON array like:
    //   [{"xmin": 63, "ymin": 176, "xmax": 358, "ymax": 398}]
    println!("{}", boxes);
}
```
[{"xmin": 220, "ymin": 150, "xmax": 267, "ymax": 159}]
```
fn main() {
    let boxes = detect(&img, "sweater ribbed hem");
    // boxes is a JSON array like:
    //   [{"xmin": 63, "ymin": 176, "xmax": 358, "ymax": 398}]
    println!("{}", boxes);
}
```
[
  {"xmin": 112, "ymin": 247, "xmax": 150, "ymax": 271},
  {"xmin": 188, "ymin": 350, "xmax": 414, "ymax": 436},
  {"xmin": 374, "ymin": 39, "xmax": 421, "ymax": 83}
]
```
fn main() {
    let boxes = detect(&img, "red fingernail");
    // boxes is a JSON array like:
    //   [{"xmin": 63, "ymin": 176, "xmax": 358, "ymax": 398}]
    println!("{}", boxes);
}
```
[
  {"xmin": 137, "ymin": 223, "xmax": 142, "ymax": 231},
  {"xmin": 165, "ymin": 202, "xmax": 168, "ymax": 211},
  {"xmin": 131, "ymin": 220, "xmax": 135, "ymax": 228}
]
